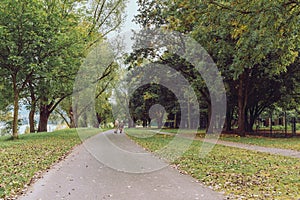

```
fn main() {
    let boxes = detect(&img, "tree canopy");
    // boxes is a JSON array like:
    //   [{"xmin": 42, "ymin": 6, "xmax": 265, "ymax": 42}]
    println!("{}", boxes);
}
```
[
  {"xmin": 128, "ymin": 0, "xmax": 300, "ymax": 135},
  {"xmin": 0, "ymin": 0, "xmax": 126, "ymax": 138}
]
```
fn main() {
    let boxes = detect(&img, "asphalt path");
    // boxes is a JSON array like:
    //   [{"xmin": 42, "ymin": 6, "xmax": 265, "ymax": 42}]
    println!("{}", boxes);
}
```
[{"xmin": 18, "ymin": 130, "xmax": 224, "ymax": 200}]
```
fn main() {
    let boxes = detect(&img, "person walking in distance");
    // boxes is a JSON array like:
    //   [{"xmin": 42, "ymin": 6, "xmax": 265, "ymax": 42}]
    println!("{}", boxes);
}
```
[
  {"xmin": 119, "ymin": 120, "xmax": 125, "ymax": 133},
  {"xmin": 114, "ymin": 119, "xmax": 119, "ymax": 134}
]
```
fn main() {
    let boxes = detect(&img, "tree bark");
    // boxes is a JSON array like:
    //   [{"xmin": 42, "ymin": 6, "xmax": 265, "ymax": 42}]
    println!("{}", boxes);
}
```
[
  {"xmin": 94, "ymin": 113, "xmax": 101, "ymax": 128},
  {"xmin": 38, "ymin": 104, "xmax": 50, "ymax": 132},
  {"xmin": 128, "ymin": 117, "xmax": 134, "ymax": 128},
  {"xmin": 29, "ymin": 109, "xmax": 35, "ymax": 133},
  {"xmin": 237, "ymin": 70, "xmax": 249, "ymax": 137},
  {"xmin": 225, "ymin": 106, "xmax": 233, "ymax": 131},
  {"xmin": 187, "ymin": 100, "xmax": 191, "ymax": 129},
  {"xmin": 29, "ymin": 87, "xmax": 36, "ymax": 133},
  {"xmin": 12, "ymin": 82, "xmax": 19, "ymax": 139},
  {"xmin": 157, "ymin": 110, "xmax": 165, "ymax": 129},
  {"xmin": 142, "ymin": 119, "xmax": 147, "ymax": 127},
  {"xmin": 81, "ymin": 112, "xmax": 88, "ymax": 127},
  {"xmin": 174, "ymin": 113, "xmax": 177, "ymax": 128}
]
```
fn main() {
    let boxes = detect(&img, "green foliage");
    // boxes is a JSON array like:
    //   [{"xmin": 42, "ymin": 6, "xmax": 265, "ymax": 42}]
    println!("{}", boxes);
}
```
[
  {"xmin": 133, "ymin": 0, "xmax": 300, "ymax": 134},
  {"xmin": 72, "ymin": 41, "xmax": 120, "ymax": 128},
  {"xmin": 0, "ymin": 0, "xmax": 127, "ymax": 136}
]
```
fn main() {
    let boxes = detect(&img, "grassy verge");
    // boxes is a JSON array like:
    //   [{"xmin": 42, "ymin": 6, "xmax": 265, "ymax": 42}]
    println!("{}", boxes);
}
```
[
  {"xmin": 220, "ymin": 135, "xmax": 300, "ymax": 151},
  {"xmin": 127, "ymin": 129, "xmax": 300, "ymax": 199},
  {"xmin": 141, "ymin": 128, "xmax": 300, "ymax": 151},
  {"xmin": 0, "ymin": 128, "xmax": 103, "ymax": 199}
]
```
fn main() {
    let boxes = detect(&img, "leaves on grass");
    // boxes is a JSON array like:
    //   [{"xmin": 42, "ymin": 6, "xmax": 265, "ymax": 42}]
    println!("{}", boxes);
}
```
[
  {"xmin": 0, "ymin": 128, "xmax": 100, "ymax": 199},
  {"xmin": 129, "ymin": 133, "xmax": 300, "ymax": 199},
  {"xmin": 221, "ymin": 135, "xmax": 300, "ymax": 151}
]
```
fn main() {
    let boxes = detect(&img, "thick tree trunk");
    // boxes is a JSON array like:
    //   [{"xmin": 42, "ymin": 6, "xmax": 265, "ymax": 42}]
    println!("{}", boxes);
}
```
[
  {"xmin": 38, "ymin": 105, "xmax": 50, "ymax": 132},
  {"xmin": 225, "ymin": 107, "xmax": 233, "ymax": 132},
  {"xmin": 80, "ymin": 112, "xmax": 88, "ymax": 127},
  {"xmin": 157, "ymin": 110, "xmax": 165, "ymax": 129},
  {"xmin": 68, "ymin": 106, "xmax": 76, "ymax": 128},
  {"xmin": 93, "ymin": 120, "xmax": 100, "ymax": 128},
  {"xmin": 157, "ymin": 118, "xmax": 162, "ymax": 129},
  {"xmin": 128, "ymin": 118, "xmax": 134, "ymax": 128},
  {"xmin": 142, "ymin": 119, "xmax": 147, "ymax": 127},
  {"xmin": 94, "ymin": 113, "xmax": 101, "ymax": 128},
  {"xmin": 29, "ymin": 109, "xmax": 35, "ymax": 133}
]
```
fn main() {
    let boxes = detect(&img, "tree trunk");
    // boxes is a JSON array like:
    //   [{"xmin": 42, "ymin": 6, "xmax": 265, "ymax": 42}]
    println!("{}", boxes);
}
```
[
  {"xmin": 128, "ymin": 117, "xmax": 134, "ymax": 128},
  {"xmin": 29, "ymin": 109, "xmax": 35, "ymax": 133},
  {"xmin": 142, "ymin": 119, "xmax": 147, "ymax": 127},
  {"xmin": 12, "ymin": 83, "xmax": 19, "ymax": 139},
  {"xmin": 68, "ymin": 106, "xmax": 76, "ymax": 128},
  {"xmin": 187, "ymin": 99, "xmax": 191, "ymax": 129},
  {"xmin": 247, "ymin": 109, "xmax": 257, "ymax": 133},
  {"xmin": 225, "ymin": 107, "xmax": 233, "ymax": 132},
  {"xmin": 206, "ymin": 102, "xmax": 213, "ymax": 134},
  {"xmin": 29, "ymin": 82, "xmax": 36, "ymax": 133},
  {"xmin": 157, "ymin": 117, "xmax": 162, "ymax": 129},
  {"xmin": 148, "ymin": 118, "xmax": 151, "ymax": 127},
  {"xmin": 80, "ymin": 112, "xmax": 88, "ymax": 127},
  {"xmin": 94, "ymin": 113, "xmax": 101, "ymax": 128},
  {"xmin": 174, "ymin": 113, "xmax": 177, "ymax": 128},
  {"xmin": 237, "ymin": 71, "xmax": 249, "ymax": 137},
  {"xmin": 157, "ymin": 110, "xmax": 165, "ymax": 129},
  {"xmin": 38, "ymin": 105, "xmax": 50, "ymax": 132}
]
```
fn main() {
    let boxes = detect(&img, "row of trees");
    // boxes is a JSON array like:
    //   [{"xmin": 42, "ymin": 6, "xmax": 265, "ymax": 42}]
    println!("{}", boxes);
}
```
[
  {"xmin": 1, "ymin": 0, "xmax": 300, "ymax": 138},
  {"xmin": 123, "ymin": 0, "xmax": 300, "ymax": 136},
  {"xmin": 0, "ymin": 0, "xmax": 125, "ymax": 138}
]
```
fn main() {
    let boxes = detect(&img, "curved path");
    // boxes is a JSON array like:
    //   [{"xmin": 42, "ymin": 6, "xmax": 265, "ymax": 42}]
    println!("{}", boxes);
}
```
[
  {"xmin": 18, "ymin": 130, "xmax": 224, "ymax": 200},
  {"xmin": 152, "ymin": 131, "xmax": 300, "ymax": 159},
  {"xmin": 206, "ymin": 139, "xmax": 300, "ymax": 159}
]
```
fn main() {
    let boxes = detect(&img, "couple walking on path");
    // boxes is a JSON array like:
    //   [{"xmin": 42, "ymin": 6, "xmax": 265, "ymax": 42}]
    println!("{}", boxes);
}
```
[{"xmin": 114, "ymin": 119, "xmax": 124, "ymax": 134}]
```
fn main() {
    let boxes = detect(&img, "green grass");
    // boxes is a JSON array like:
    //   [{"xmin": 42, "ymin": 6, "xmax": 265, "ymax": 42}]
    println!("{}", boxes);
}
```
[
  {"xmin": 0, "ymin": 128, "xmax": 102, "ymax": 199},
  {"xmin": 139, "ymin": 128, "xmax": 300, "ymax": 151},
  {"xmin": 127, "ymin": 129, "xmax": 300, "ymax": 199},
  {"xmin": 220, "ymin": 135, "xmax": 300, "ymax": 151},
  {"xmin": 128, "ymin": 127, "xmax": 206, "ymax": 136}
]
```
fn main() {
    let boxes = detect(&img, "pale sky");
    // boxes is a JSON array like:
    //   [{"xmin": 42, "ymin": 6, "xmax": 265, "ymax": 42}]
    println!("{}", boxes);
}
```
[{"xmin": 122, "ymin": 0, "xmax": 140, "ymax": 32}]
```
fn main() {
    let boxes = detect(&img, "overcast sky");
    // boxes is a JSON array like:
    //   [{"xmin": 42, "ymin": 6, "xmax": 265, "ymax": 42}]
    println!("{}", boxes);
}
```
[{"xmin": 122, "ymin": 0, "xmax": 139, "ymax": 32}]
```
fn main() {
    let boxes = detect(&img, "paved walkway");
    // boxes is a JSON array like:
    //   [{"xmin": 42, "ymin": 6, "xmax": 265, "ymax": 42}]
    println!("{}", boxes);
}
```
[
  {"xmin": 18, "ymin": 130, "xmax": 224, "ymax": 200},
  {"xmin": 154, "ymin": 131, "xmax": 300, "ymax": 159},
  {"xmin": 206, "ymin": 139, "xmax": 300, "ymax": 159}
]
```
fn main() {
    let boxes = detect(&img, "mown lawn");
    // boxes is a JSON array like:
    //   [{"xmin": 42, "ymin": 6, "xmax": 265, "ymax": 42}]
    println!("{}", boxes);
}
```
[
  {"xmin": 220, "ymin": 135, "xmax": 300, "ymax": 151},
  {"xmin": 127, "ymin": 129, "xmax": 300, "ymax": 199},
  {"xmin": 147, "ymin": 128, "xmax": 300, "ymax": 151},
  {"xmin": 0, "ymin": 128, "xmax": 102, "ymax": 199}
]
